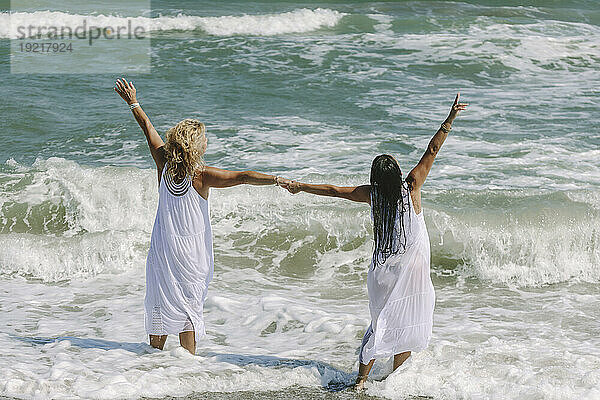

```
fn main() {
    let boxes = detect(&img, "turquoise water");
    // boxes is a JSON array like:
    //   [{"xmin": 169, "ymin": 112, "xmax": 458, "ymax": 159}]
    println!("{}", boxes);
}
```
[{"xmin": 0, "ymin": 1, "xmax": 599, "ymax": 399}]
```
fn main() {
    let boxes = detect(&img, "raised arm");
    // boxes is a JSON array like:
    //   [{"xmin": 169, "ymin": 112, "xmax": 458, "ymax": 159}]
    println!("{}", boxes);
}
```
[
  {"xmin": 405, "ymin": 93, "xmax": 468, "ymax": 191},
  {"xmin": 280, "ymin": 181, "xmax": 371, "ymax": 204},
  {"xmin": 114, "ymin": 78, "xmax": 166, "ymax": 177}
]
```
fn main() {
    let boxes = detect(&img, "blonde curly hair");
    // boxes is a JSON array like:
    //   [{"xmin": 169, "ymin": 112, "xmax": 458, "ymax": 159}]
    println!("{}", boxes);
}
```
[{"xmin": 164, "ymin": 119, "xmax": 207, "ymax": 180}]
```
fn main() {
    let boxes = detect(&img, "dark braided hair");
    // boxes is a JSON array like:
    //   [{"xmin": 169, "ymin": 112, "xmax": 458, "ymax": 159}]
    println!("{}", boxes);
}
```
[{"xmin": 370, "ymin": 154, "xmax": 409, "ymax": 267}]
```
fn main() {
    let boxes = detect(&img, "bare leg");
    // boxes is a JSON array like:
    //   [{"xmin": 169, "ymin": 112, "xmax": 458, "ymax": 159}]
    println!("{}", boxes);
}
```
[
  {"xmin": 354, "ymin": 359, "xmax": 375, "ymax": 391},
  {"xmin": 149, "ymin": 334, "xmax": 167, "ymax": 350},
  {"xmin": 179, "ymin": 331, "xmax": 196, "ymax": 355},
  {"xmin": 393, "ymin": 351, "xmax": 411, "ymax": 371}
]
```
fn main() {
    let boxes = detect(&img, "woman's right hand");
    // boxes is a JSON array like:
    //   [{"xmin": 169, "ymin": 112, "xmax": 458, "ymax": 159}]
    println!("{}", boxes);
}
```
[
  {"xmin": 446, "ymin": 92, "xmax": 468, "ymax": 124},
  {"xmin": 114, "ymin": 78, "xmax": 138, "ymax": 105}
]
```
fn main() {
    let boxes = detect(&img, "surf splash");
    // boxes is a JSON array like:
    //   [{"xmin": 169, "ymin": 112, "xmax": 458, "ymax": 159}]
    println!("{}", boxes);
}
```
[
  {"xmin": 1, "ymin": 158, "xmax": 598, "ymax": 287},
  {"xmin": 0, "ymin": 8, "xmax": 344, "ymax": 39}
]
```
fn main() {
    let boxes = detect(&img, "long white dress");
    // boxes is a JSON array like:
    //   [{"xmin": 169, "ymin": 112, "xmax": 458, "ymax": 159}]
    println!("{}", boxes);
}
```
[
  {"xmin": 144, "ymin": 166, "xmax": 214, "ymax": 345},
  {"xmin": 359, "ymin": 184, "xmax": 435, "ymax": 364}
]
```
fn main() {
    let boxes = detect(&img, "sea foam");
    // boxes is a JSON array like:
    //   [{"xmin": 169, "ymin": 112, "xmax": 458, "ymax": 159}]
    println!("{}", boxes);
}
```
[
  {"xmin": 1, "ymin": 158, "xmax": 599, "ymax": 287},
  {"xmin": 0, "ymin": 8, "xmax": 344, "ymax": 39}
]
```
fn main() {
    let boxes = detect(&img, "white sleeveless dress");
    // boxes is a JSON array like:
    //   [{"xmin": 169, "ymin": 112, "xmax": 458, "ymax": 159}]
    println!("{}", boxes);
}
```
[
  {"xmin": 144, "ymin": 166, "xmax": 214, "ymax": 345},
  {"xmin": 359, "ymin": 184, "xmax": 435, "ymax": 364}
]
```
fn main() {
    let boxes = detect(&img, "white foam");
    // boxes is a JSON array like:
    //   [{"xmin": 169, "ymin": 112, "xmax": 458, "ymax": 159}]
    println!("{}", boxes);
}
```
[
  {"xmin": 353, "ymin": 14, "xmax": 600, "ymax": 80},
  {"xmin": 0, "ymin": 277, "xmax": 360, "ymax": 399},
  {"xmin": 1, "ymin": 159, "xmax": 599, "ymax": 399},
  {"xmin": 4, "ymin": 157, "xmax": 157, "ymax": 234},
  {"xmin": 428, "ymin": 206, "xmax": 600, "ymax": 286},
  {"xmin": 2, "ymin": 158, "xmax": 599, "ymax": 287},
  {"xmin": 0, "ymin": 8, "xmax": 344, "ymax": 39},
  {"xmin": 1, "ymin": 268, "xmax": 598, "ymax": 400},
  {"xmin": 0, "ymin": 158, "xmax": 370, "ymax": 282},
  {"xmin": 366, "ymin": 337, "xmax": 600, "ymax": 399}
]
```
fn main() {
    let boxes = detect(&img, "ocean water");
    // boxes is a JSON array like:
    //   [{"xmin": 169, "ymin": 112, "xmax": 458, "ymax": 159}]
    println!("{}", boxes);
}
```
[{"xmin": 1, "ymin": 1, "xmax": 599, "ymax": 399}]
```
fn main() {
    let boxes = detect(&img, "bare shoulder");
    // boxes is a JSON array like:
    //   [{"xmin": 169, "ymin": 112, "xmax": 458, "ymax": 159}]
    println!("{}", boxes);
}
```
[
  {"xmin": 355, "ymin": 184, "xmax": 371, "ymax": 203},
  {"xmin": 200, "ymin": 166, "xmax": 221, "ymax": 176},
  {"xmin": 155, "ymin": 145, "xmax": 166, "ymax": 164},
  {"xmin": 408, "ymin": 183, "xmax": 422, "ymax": 215},
  {"xmin": 192, "ymin": 166, "xmax": 210, "ymax": 200},
  {"xmin": 340, "ymin": 184, "xmax": 371, "ymax": 204},
  {"xmin": 198, "ymin": 166, "xmax": 226, "ymax": 182},
  {"xmin": 405, "ymin": 169, "xmax": 421, "ymax": 190}
]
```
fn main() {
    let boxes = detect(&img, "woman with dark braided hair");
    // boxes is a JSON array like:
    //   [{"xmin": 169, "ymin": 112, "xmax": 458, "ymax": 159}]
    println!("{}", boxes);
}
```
[{"xmin": 281, "ymin": 94, "xmax": 468, "ymax": 390}]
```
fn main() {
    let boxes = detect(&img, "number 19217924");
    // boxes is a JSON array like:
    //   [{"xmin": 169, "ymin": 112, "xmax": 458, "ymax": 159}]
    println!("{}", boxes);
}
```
[{"xmin": 19, "ymin": 42, "xmax": 73, "ymax": 53}]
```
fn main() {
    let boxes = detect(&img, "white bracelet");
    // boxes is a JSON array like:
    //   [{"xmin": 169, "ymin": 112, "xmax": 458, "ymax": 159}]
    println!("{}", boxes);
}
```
[{"xmin": 129, "ymin": 102, "xmax": 140, "ymax": 110}]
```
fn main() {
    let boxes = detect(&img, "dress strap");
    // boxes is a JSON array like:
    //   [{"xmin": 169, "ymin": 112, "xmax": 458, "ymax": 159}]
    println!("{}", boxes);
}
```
[{"xmin": 163, "ymin": 163, "xmax": 192, "ymax": 196}]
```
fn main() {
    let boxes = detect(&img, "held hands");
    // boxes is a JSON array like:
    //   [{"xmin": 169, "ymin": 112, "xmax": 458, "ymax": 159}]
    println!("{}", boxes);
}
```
[
  {"xmin": 446, "ymin": 92, "xmax": 468, "ymax": 124},
  {"xmin": 277, "ymin": 178, "xmax": 301, "ymax": 194},
  {"xmin": 114, "ymin": 78, "xmax": 138, "ymax": 105}
]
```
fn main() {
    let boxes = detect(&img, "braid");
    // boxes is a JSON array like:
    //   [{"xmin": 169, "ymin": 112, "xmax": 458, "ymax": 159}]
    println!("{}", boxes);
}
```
[{"xmin": 371, "ymin": 155, "xmax": 409, "ymax": 267}]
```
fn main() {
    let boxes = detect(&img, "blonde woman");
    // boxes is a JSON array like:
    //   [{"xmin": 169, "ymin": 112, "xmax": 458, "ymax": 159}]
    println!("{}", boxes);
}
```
[{"xmin": 115, "ymin": 79, "xmax": 288, "ymax": 354}]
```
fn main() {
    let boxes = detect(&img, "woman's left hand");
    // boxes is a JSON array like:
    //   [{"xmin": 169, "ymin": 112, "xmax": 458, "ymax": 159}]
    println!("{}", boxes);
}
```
[{"xmin": 446, "ymin": 92, "xmax": 468, "ymax": 124}]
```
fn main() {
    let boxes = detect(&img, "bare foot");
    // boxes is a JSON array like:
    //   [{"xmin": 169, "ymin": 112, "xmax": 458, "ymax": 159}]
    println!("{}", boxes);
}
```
[{"xmin": 354, "ymin": 377, "xmax": 366, "ymax": 391}]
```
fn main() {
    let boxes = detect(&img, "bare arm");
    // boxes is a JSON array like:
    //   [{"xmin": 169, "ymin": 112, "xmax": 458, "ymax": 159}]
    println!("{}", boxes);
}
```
[
  {"xmin": 406, "ymin": 93, "xmax": 468, "ymax": 191},
  {"xmin": 201, "ymin": 166, "xmax": 281, "ymax": 188},
  {"xmin": 280, "ymin": 181, "xmax": 371, "ymax": 204},
  {"xmin": 114, "ymin": 78, "xmax": 166, "ymax": 177}
]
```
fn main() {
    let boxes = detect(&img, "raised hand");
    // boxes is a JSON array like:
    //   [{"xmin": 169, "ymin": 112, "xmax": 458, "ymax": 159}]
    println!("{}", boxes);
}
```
[
  {"xmin": 114, "ymin": 78, "xmax": 138, "ymax": 105},
  {"xmin": 446, "ymin": 92, "xmax": 468, "ymax": 124}
]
